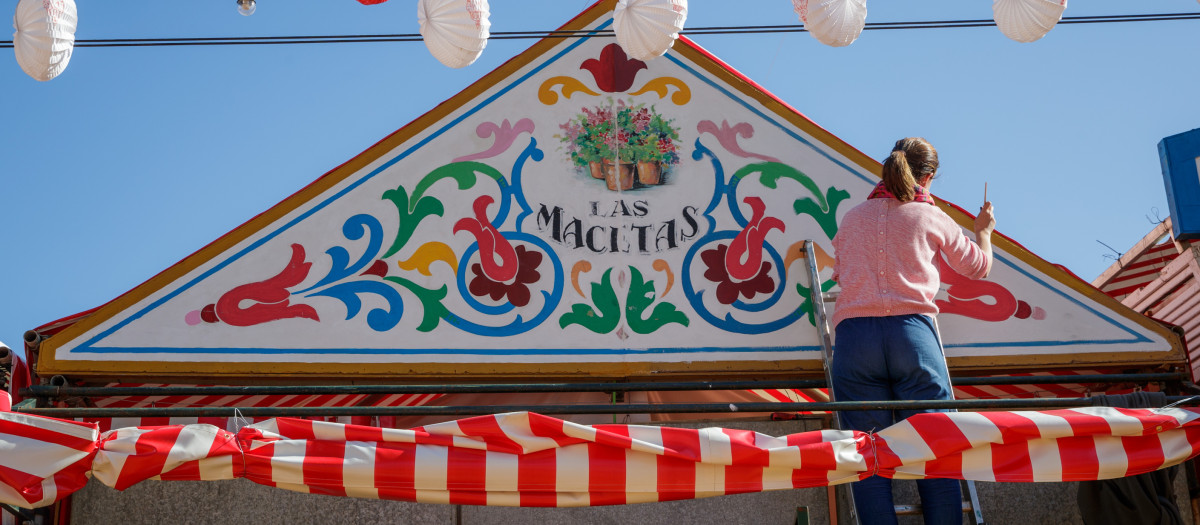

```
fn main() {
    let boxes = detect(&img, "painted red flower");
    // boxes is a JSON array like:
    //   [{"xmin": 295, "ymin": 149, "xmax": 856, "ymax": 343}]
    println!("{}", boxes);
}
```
[
  {"xmin": 633, "ymin": 108, "xmax": 651, "ymax": 131},
  {"xmin": 468, "ymin": 245, "xmax": 543, "ymax": 307},
  {"xmin": 580, "ymin": 44, "xmax": 647, "ymax": 93},
  {"xmin": 582, "ymin": 106, "xmax": 614, "ymax": 126},
  {"xmin": 701, "ymin": 244, "xmax": 775, "ymax": 305}
]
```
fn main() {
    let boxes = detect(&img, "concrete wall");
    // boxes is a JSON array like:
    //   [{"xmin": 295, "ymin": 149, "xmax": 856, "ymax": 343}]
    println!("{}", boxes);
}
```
[{"xmin": 69, "ymin": 419, "xmax": 1195, "ymax": 525}]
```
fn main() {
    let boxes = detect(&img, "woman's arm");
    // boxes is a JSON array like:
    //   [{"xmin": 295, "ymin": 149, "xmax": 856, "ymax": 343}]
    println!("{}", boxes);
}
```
[{"xmin": 974, "ymin": 201, "xmax": 996, "ymax": 277}]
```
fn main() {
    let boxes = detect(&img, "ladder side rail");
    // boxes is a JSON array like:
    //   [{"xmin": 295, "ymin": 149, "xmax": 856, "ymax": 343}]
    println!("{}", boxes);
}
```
[
  {"xmin": 802, "ymin": 240, "xmax": 838, "ymax": 406},
  {"xmin": 802, "ymin": 240, "xmax": 859, "ymax": 525}
]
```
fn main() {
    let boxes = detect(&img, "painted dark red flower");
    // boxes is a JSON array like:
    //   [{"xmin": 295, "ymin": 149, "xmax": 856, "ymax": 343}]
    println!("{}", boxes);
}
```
[
  {"xmin": 468, "ymin": 244, "xmax": 543, "ymax": 307},
  {"xmin": 700, "ymin": 243, "xmax": 775, "ymax": 305},
  {"xmin": 580, "ymin": 44, "xmax": 647, "ymax": 93}
]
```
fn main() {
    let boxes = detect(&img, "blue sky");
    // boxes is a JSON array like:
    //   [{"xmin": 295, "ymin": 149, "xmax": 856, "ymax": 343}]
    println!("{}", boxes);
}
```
[{"xmin": 1, "ymin": 0, "xmax": 1197, "ymax": 351}]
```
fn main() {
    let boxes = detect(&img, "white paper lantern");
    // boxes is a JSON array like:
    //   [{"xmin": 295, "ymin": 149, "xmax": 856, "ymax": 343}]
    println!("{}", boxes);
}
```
[
  {"xmin": 12, "ymin": 0, "xmax": 77, "ymax": 81},
  {"xmin": 793, "ymin": 0, "xmax": 866, "ymax": 48},
  {"xmin": 993, "ymin": 0, "xmax": 1066, "ymax": 43},
  {"xmin": 613, "ymin": 0, "xmax": 688, "ymax": 62},
  {"xmin": 417, "ymin": 0, "xmax": 490, "ymax": 69}
]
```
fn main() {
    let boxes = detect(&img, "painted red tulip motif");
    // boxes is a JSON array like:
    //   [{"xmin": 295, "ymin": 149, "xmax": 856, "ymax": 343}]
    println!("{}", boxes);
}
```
[
  {"xmin": 189, "ymin": 243, "xmax": 319, "ymax": 327},
  {"xmin": 580, "ymin": 44, "xmax": 647, "ymax": 93},
  {"xmin": 453, "ymin": 195, "xmax": 519, "ymax": 283},
  {"xmin": 725, "ymin": 196, "xmax": 785, "ymax": 281}
]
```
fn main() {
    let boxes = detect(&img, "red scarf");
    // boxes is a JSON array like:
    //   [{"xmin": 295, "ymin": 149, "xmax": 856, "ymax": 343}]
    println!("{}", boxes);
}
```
[{"xmin": 867, "ymin": 181, "xmax": 936, "ymax": 205}]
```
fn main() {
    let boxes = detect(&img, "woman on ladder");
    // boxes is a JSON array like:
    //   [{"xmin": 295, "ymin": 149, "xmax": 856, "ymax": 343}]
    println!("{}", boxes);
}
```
[{"xmin": 831, "ymin": 137, "xmax": 996, "ymax": 525}]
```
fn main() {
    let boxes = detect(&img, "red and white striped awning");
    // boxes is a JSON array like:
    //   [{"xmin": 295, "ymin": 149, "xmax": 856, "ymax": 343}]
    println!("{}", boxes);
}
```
[
  {"xmin": 76, "ymin": 383, "xmax": 445, "ymax": 433},
  {"xmin": 78, "ymin": 370, "xmax": 1106, "ymax": 426},
  {"xmin": 87, "ymin": 383, "xmax": 442, "ymax": 412},
  {"xmin": 1100, "ymin": 241, "xmax": 1181, "ymax": 300},
  {"xmin": 749, "ymin": 370, "xmax": 1106, "ymax": 414},
  {"xmin": 1093, "ymin": 219, "xmax": 1181, "ymax": 301},
  {"xmin": 3, "ymin": 402, "xmax": 1199, "ymax": 509}
]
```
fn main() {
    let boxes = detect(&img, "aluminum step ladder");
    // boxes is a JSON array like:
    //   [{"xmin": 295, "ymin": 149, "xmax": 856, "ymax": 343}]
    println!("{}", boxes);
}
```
[{"xmin": 801, "ymin": 240, "xmax": 985, "ymax": 525}]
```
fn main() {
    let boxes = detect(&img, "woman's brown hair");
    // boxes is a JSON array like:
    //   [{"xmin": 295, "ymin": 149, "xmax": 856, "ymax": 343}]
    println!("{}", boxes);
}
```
[{"xmin": 881, "ymin": 137, "xmax": 938, "ymax": 202}]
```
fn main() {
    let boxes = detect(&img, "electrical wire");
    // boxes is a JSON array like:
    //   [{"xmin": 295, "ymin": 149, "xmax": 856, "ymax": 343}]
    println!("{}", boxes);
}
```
[{"xmin": 1, "ymin": 12, "xmax": 1197, "ymax": 48}]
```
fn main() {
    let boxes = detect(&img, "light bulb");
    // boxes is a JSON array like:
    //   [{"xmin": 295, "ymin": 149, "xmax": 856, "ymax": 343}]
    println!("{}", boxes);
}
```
[{"xmin": 237, "ymin": 0, "xmax": 256, "ymax": 16}]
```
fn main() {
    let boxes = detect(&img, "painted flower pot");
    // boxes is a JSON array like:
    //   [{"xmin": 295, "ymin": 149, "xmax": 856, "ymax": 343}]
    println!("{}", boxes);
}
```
[
  {"xmin": 588, "ymin": 161, "xmax": 605, "ymax": 179},
  {"xmin": 637, "ymin": 161, "xmax": 662, "ymax": 185},
  {"xmin": 603, "ymin": 161, "xmax": 635, "ymax": 191}
]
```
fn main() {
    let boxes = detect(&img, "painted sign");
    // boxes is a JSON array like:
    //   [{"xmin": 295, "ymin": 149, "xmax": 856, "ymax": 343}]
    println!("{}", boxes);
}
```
[
  {"xmin": 37, "ymin": 2, "xmax": 1182, "ymax": 380},
  {"xmin": 1160, "ymin": 127, "xmax": 1200, "ymax": 242}
]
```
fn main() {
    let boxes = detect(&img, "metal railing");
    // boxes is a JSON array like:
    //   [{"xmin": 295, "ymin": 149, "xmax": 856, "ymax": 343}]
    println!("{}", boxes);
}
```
[
  {"xmin": 13, "ymin": 372, "xmax": 1193, "ymax": 418},
  {"xmin": 14, "ymin": 396, "xmax": 1200, "ymax": 419}
]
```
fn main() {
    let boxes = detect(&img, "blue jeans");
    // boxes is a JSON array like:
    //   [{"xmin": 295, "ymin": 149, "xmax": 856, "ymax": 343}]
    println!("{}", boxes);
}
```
[{"xmin": 832, "ymin": 314, "xmax": 962, "ymax": 525}]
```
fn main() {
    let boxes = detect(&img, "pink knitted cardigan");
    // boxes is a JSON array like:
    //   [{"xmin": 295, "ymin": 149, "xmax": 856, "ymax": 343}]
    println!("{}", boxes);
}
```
[{"xmin": 830, "ymin": 192, "xmax": 988, "ymax": 328}]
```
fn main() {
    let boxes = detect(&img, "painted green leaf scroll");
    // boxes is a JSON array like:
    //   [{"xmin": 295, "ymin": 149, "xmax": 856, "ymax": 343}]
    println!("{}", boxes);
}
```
[
  {"xmin": 382, "ymin": 161, "xmax": 509, "ymax": 259},
  {"xmin": 796, "ymin": 278, "xmax": 838, "ymax": 327},
  {"xmin": 410, "ymin": 161, "xmax": 507, "ymax": 204},
  {"xmin": 381, "ymin": 186, "xmax": 445, "ymax": 259},
  {"xmin": 734, "ymin": 162, "xmax": 850, "ymax": 240},
  {"xmin": 559, "ymin": 268, "xmax": 621, "ymax": 334},
  {"xmin": 383, "ymin": 276, "xmax": 449, "ymax": 332},
  {"xmin": 625, "ymin": 267, "xmax": 688, "ymax": 334}
]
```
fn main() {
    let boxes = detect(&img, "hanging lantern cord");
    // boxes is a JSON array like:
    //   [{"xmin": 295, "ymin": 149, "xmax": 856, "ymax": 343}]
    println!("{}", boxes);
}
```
[{"xmin": 2, "ymin": 12, "xmax": 1197, "ymax": 49}]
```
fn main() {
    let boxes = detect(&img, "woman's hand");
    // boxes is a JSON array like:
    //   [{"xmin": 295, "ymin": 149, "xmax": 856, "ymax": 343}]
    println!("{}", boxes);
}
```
[
  {"xmin": 975, "ymin": 201, "xmax": 996, "ymax": 237},
  {"xmin": 975, "ymin": 201, "xmax": 995, "ymax": 277}
]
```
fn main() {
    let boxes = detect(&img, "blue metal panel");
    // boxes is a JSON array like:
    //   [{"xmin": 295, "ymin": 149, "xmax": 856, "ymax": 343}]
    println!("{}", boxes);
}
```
[{"xmin": 1159, "ymin": 128, "xmax": 1200, "ymax": 241}]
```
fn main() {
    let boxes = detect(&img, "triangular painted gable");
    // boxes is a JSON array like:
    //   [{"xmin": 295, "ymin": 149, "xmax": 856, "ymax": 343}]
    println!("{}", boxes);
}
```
[{"xmin": 37, "ymin": 1, "xmax": 1181, "ymax": 381}]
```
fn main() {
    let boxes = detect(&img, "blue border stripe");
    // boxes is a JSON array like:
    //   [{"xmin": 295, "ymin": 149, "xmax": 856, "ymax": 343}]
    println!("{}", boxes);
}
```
[{"xmin": 1000, "ymin": 251, "xmax": 1149, "ymax": 343}]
